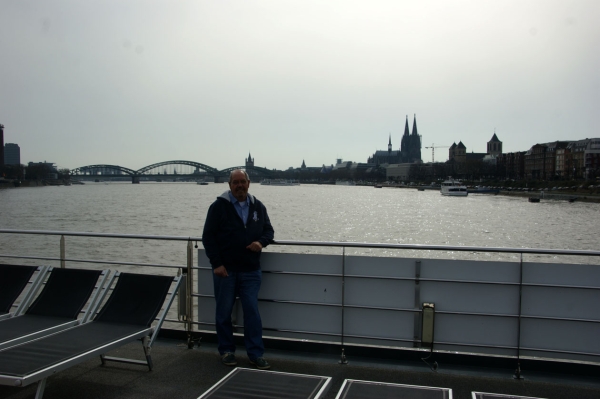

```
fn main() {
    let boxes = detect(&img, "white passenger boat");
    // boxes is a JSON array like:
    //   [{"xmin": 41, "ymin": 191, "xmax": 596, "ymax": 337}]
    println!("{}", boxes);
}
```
[
  {"xmin": 260, "ymin": 179, "xmax": 300, "ymax": 186},
  {"xmin": 441, "ymin": 178, "xmax": 468, "ymax": 196}
]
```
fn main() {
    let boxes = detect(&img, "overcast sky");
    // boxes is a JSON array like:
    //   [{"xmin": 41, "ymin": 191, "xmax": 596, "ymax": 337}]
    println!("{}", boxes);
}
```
[{"xmin": 1, "ymin": 0, "xmax": 598, "ymax": 171}]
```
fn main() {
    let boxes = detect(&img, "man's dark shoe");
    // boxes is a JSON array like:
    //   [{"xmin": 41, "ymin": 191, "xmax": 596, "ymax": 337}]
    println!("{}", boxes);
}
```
[
  {"xmin": 221, "ymin": 352, "xmax": 237, "ymax": 366},
  {"xmin": 250, "ymin": 357, "xmax": 271, "ymax": 370}
]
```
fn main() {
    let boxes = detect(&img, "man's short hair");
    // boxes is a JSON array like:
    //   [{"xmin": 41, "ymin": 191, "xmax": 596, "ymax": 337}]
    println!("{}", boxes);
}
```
[{"xmin": 229, "ymin": 169, "xmax": 250, "ymax": 183}]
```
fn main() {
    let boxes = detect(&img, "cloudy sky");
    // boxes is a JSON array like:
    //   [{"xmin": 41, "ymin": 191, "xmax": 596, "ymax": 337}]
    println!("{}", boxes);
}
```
[{"xmin": 1, "ymin": 0, "xmax": 598, "ymax": 171}]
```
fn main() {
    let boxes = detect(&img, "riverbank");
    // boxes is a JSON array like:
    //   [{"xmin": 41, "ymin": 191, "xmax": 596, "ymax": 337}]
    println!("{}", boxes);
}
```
[
  {"xmin": 497, "ymin": 189, "xmax": 600, "ymax": 203},
  {"xmin": 0, "ymin": 179, "xmax": 72, "ymax": 189}
]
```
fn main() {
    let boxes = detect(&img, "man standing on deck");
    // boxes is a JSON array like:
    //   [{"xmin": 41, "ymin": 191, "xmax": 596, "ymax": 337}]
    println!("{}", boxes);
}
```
[{"xmin": 202, "ymin": 169, "xmax": 274, "ymax": 370}]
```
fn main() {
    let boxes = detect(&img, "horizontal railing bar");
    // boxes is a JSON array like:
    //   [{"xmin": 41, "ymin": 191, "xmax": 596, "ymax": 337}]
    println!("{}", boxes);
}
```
[
  {"xmin": 520, "ymin": 314, "xmax": 600, "ymax": 324},
  {"xmin": 345, "ymin": 273, "xmax": 521, "ymax": 286},
  {"xmin": 429, "ymin": 339, "xmax": 599, "ymax": 358},
  {"xmin": 437, "ymin": 310, "xmax": 600, "ymax": 324},
  {"xmin": 195, "ymin": 292, "xmax": 600, "ymax": 325},
  {"xmin": 273, "ymin": 239, "xmax": 600, "ymax": 256},
  {"xmin": 264, "ymin": 270, "xmax": 343, "ymax": 278},
  {"xmin": 519, "ymin": 346, "xmax": 600, "ymax": 357},
  {"xmin": 2, "ymin": 229, "xmax": 600, "ymax": 256},
  {"xmin": 0, "ymin": 254, "xmax": 64, "ymax": 262},
  {"xmin": 522, "ymin": 282, "xmax": 600, "ymax": 290},
  {"xmin": 6, "ymin": 256, "xmax": 598, "ymax": 292},
  {"xmin": 0, "ymin": 254, "xmax": 186, "ymax": 270},
  {"xmin": 0, "ymin": 229, "xmax": 202, "ymax": 242},
  {"xmin": 434, "ymin": 340, "xmax": 518, "ymax": 351}
]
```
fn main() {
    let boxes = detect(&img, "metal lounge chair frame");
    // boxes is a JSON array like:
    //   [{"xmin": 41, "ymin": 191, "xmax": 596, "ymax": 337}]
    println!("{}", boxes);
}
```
[
  {"xmin": 198, "ymin": 367, "xmax": 332, "ymax": 399},
  {"xmin": 0, "ymin": 272, "xmax": 182, "ymax": 399},
  {"xmin": 0, "ymin": 267, "xmax": 111, "ymax": 350},
  {"xmin": 0, "ymin": 264, "xmax": 48, "ymax": 321},
  {"xmin": 335, "ymin": 379, "xmax": 453, "ymax": 399},
  {"xmin": 335, "ymin": 379, "xmax": 452, "ymax": 399}
]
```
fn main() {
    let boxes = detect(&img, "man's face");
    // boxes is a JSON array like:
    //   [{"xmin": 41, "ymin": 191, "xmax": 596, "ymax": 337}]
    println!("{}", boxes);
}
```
[{"xmin": 229, "ymin": 171, "xmax": 250, "ymax": 202}]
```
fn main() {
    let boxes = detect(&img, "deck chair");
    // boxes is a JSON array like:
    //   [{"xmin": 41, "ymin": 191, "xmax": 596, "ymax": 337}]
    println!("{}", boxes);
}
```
[
  {"xmin": 0, "ymin": 272, "xmax": 181, "ymax": 399},
  {"xmin": 335, "ymin": 379, "xmax": 452, "ymax": 399},
  {"xmin": 198, "ymin": 368, "xmax": 332, "ymax": 399},
  {"xmin": 0, "ymin": 264, "xmax": 47, "ymax": 321},
  {"xmin": 0, "ymin": 267, "xmax": 110, "ymax": 350}
]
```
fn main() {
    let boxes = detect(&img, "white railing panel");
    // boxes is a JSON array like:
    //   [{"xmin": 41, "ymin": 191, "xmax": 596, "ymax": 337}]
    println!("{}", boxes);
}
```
[
  {"xmin": 520, "ymin": 318, "xmax": 600, "ymax": 363},
  {"xmin": 344, "ymin": 277, "xmax": 415, "ymax": 308},
  {"xmin": 260, "ymin": 302, "xmax": 342, "ymax": 336},
  {"xmin": 434, "ymin": 314, "xmax": 519, "ymax": 357},
  {"xmin": 344, "ymin": 308, "xmax": 414, "ymax": 341},
  {"xmin": 345, "ymin": 256, "xmax": 417, "ymax": 278}
]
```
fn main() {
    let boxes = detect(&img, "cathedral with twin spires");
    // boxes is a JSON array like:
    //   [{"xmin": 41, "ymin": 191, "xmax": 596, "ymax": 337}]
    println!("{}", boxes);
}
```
[{"xmin": 367, "ymin": 115, "xmax": 422, "ymax": 165}]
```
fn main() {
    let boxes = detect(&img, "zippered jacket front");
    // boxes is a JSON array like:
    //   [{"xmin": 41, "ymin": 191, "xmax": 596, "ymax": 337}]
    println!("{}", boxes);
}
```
[{"xmin": 202, "ymin": 191, "xmax": 274, "ymax": 272}]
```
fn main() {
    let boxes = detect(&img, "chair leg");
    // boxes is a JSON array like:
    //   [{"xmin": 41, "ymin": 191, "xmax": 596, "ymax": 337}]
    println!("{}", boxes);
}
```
[
  {"xmin": 142, "ymin": 336, "xmax": 153, "ymax": 371},
  {"xmin": 34, "ymin": 378, "xmax": 47, "ymax": 399}
]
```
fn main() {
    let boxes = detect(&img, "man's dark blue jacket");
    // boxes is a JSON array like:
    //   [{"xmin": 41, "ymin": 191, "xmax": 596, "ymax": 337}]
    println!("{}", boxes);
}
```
[{"xmin": 202, "ymin": 191, "xmax": 274, "ymax": 272}]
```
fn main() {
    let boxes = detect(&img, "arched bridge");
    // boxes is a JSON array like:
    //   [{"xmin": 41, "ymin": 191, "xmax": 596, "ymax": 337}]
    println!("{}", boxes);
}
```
[
  {"xmin": 70, "ymin": 161, "xmax": 276, "ymax": 183},
  {"xmin": 71, "ymin": 164, "xmax": 137, "ymax": 176}
]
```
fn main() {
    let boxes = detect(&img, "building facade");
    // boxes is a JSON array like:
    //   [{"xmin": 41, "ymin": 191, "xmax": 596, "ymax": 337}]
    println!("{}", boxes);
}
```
[
  {"xmin": 524, "ymin": 141, "xmax": 571, "ymax": 180},
  {"xmin": 368, "ymin": 115, "xmax": 422, "ymax": 165},
  {"xmin": 4, "ymin": 143, "xmax": 20, "ymax": 165},
  {"xmin": 499, "ymin": 151, "xmax": 526, "ymax": 180},
  {"xmin": 583, "ymin": 139, "xmax": 600, "ymax": 179},
  {"xmin": 0, "ymin": 124, "xmax": 4, "ymax": 166}
]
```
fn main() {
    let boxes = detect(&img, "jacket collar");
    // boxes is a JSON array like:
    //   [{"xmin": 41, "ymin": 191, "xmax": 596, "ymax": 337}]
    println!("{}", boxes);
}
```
[{"xmin": 219, "ymin": 191, "xmax": 255, "ymax": 204}]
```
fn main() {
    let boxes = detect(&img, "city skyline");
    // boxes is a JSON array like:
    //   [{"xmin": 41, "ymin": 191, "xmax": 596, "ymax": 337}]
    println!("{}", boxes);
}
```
[{"xmin": 1, "ymin": 1, "xmax": 598, "ymax": 170}]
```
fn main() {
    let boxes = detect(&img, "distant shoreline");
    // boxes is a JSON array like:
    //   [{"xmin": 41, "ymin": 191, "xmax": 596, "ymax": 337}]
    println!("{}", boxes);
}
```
[
  {"xmin": 497, "ymin": 189, "xmax": 600, "ymax": 203},
  {"xmin": 3, "ymin": 180, "xmax": 600, "ymax": 203}
]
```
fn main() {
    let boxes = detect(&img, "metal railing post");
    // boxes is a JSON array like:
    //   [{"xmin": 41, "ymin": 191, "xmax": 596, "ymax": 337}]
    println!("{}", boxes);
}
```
[
  {"xmin": 60, "ymin": 235, "xmax": 66, "ymax": 268},
  {"xmin": 514, "ymin": 252, "xmax": 524, "ymax": 379},
  {"xmin": 339, "ymin": 246, "xmax": 348, "ymax": 364},
  {"xmin": 413, "ymin": 260, "xmax": 422, "ymax": 347},
  {"xmin": 186, "ymin": 239, "xmax": 194, "ymax": 346}
]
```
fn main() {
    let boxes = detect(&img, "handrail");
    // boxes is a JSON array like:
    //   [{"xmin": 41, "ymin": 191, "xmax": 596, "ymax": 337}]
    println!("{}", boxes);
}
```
[
  {"xmin": 0, "ymin": 229, "xmax": 202, "ymax": 242},
  {"xmin": 2, "ymin": 228, "xmax": 599, "ymax": 370},
  {"xmin": 2, "ymin": 229, "xmax": 600, "ymax": 257}
]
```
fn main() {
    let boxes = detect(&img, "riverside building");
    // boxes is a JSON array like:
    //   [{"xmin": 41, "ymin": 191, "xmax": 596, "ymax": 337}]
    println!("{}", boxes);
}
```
[{"xmin": 4, "ymin": 143, "xmax": 20, "ymax": 166}]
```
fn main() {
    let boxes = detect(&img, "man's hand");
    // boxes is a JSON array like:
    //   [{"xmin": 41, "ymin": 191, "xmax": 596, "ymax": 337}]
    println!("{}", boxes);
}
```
[
  {"xmin": 246, "ymin": 241, "xmax": 263, "ymax": 252},
  {"xmin": 213, "ymin": 265, "xmax": 228, "ymax": 277}
]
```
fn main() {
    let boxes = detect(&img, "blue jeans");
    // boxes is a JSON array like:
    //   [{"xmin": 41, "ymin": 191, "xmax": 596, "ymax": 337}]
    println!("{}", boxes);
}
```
[{"xmin": 213, "ymin": 269, "xmax": 264, "ymax": 360}]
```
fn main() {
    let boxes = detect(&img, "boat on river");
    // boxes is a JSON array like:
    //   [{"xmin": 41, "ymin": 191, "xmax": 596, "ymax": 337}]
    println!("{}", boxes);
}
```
[
  {"xmin": 260, "ymin": 179, "xmax": 300, "ymax": 186},
  {"xmin": 441, "ymin": 178, "xmax": 468, "ymax": 196},
  {"xmin": 335, "ymin": 180, "xmax": 356, "ymax": 186}
]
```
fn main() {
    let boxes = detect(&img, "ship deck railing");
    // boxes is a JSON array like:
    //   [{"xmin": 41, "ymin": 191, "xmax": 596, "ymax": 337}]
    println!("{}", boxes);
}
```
[{"xmin": 1, "ymin": 228, "xmax": 599, "ymax": 381}]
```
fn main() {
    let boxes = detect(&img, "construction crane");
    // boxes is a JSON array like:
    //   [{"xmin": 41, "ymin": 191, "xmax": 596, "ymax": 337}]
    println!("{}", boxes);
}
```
[{"xmin": 424, "ymin": 144, "xmax": 450, "ymax": 163}]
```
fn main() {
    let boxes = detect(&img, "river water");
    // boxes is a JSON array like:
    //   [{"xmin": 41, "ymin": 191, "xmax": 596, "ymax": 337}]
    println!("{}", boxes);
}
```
[{"xmin": 1, "ymin": 182, "xmax": 599, "ymax": 269}]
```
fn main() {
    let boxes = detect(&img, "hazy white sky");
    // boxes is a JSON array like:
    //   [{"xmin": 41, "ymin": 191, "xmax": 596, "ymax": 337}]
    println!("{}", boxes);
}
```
[{"xmin": 1, "ymin": 0, "xmax": 598, "ymax": 170}]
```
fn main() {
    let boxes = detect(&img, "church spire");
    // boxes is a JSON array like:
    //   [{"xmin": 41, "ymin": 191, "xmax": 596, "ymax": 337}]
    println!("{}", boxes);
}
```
[
  {"xmin": 403, "ymin": 115, "xmax": 410, "ymax": 136},
  {"xmin": 411, "ymin": 114, "xmax": 418, "ymax": 136},
  {"xmin": 388, "ymin": 133, "xmax": 392, "ymax": 152},
  {"xmin": 245, "ymin": 152, "xmax": 254, "ymax": 168}
]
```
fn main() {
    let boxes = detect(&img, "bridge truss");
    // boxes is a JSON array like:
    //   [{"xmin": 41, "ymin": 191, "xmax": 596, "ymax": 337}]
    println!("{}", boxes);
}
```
[{"xmin": 70, "ymin": 161, "xmax": 275, "ymax": 182}]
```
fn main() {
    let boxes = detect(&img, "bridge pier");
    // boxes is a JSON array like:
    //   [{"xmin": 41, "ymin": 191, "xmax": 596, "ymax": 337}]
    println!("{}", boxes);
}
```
[{"xmin": 132, "ymin": 176, "xmax": 140, "ymax": 184}]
